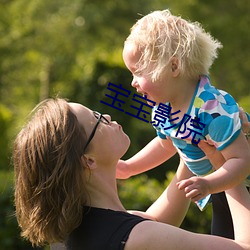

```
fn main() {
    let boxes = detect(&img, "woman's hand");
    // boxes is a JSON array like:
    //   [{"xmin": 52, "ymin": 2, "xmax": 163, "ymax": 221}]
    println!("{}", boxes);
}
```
[{"xmin": 239, "ymin": 107, "xmax": 250, "ymax": 141}]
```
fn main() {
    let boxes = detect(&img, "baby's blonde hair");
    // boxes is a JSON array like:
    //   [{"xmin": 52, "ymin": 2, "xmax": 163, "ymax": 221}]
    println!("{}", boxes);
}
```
[{"xmin": 125, "ymin": 9, "xmax": 222, "ymax": 81}]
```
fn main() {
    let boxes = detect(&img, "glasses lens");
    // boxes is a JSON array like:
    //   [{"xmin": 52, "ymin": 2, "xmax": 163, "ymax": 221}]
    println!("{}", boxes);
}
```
[
  {"xmin": 101, "ymin": 116, "xmax": 109, "ymax": 124},
  {"xmin": 84, "ymin": 111, "xmax": 110, "ymax": 152},
  {"xmin": 93, "ymin": 111, "xmax": 101, "ymax": 120},
  {"xmin": 93, "ymin": 111, "xmax": 109, "ymax": 125}
]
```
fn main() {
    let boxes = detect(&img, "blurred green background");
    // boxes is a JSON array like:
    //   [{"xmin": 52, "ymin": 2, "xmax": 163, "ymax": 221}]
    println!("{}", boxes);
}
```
[{"xmin": 0, "ymin": 0, "xmax": 249, "ymax": 249}]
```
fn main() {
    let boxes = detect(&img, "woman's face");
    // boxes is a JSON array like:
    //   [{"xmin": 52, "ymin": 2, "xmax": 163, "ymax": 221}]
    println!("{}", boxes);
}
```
[{"xmin": 68, "ymin": 103, "xmax": 130, "ymax": 161}]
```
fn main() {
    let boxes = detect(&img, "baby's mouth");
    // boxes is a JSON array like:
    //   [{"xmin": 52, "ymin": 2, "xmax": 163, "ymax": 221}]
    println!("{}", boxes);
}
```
[{"xmin": 137, "ymin": 90, "xmax": 148, "ymax": 98}]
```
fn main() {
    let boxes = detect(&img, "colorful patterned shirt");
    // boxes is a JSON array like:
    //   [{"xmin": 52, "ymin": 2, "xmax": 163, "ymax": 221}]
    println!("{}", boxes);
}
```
[{"xmin": 152, "ymin": 75, "xmax": 242, "ymax": 176}]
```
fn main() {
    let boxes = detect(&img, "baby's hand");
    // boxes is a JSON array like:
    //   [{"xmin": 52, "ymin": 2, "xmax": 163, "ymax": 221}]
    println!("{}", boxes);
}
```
[
  {"xmin": 116, "ymin": 160, "xmax": 131, "ymax": 179},
  {"xmin": 177, "ymin": 176, "xmax": 211, "ymax": 202}
]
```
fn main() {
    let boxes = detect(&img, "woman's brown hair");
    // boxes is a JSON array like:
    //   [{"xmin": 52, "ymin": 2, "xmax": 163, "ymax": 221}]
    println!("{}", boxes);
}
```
[{"xmin": 13, "ymin": 98, "xmax": 88, "ymax": 246}]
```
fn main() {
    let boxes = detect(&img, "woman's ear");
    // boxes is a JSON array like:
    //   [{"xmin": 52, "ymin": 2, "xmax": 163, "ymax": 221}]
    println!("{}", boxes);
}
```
[
  {"xmin": 82, "ymin": 155, "xmax": 97, "ymax": 169},
  {"xmin": 171, "ymin": 57, "xmax": 180, "ymax": 77}
]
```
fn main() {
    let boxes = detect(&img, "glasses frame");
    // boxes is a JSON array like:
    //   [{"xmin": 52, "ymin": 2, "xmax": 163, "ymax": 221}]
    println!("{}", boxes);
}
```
[{"xmin": 83, "ymin": 111, "xmax": 110, "ymax": 151}]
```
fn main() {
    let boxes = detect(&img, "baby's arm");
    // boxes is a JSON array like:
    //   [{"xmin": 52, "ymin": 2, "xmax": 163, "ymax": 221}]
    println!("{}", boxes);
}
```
[
  {"xmin": 178, "ymin": 132, "xmax": 250, "ymax": 201},
  {"xmin": 116, "ymin": 136, "xmax": 176, "ymax": 179}
]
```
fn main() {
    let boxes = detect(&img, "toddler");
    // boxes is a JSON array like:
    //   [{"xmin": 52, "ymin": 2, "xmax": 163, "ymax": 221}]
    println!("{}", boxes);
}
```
[{"xmin": 118, "ymin": 9, "xmax": 250, "ymax": 238}]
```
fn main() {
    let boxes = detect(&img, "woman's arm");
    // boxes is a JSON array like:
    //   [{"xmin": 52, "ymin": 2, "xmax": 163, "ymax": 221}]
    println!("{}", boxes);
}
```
[
  {"xmin": 125, "ymin": 183, "xmax": 250, "ymax": 250},
  {"xmin": 127, "ymin": 118, "xmax": 250, "ymax": 249},
  {"xmin": 225, "ymin": 184, "xmax": 250, "ymax": 245},
  {"xmin": 129, "ymin": 159, "xmax": 193, "ymax": 226},
  {"xmin": 144, "ymin": 159, "xmax": 192, "ymax": 226}
]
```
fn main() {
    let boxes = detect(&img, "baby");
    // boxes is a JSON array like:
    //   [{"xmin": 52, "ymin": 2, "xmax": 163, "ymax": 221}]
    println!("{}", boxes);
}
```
[{"xmin": 117, "ymin": 9, "xmax": 250, "ymax": 237}]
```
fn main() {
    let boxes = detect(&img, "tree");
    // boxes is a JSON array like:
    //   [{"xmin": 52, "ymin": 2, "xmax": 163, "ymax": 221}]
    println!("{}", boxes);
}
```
[{"xmin": 0, "ymin": 1, "xmax": 249, "ymax": 248}]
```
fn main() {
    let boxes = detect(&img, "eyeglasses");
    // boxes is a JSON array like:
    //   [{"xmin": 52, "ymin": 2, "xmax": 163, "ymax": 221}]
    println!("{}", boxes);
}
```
[{"xmin": 84, "ymin": 111, "xmax": 110, "ymax": 151}]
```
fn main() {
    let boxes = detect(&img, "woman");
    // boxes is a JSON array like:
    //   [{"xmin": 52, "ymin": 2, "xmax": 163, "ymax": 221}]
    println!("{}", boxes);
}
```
[{"xmin": 13, "ymin": 98, "xmax": 250, "ymax": 249}]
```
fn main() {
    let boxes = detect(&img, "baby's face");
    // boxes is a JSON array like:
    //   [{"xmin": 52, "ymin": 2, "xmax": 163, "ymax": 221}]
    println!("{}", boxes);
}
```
[
  {"xmin": 122, "ymin": 42, "xmax": 172, "ymax": 105},
  {"xmin": 123, "ymin": 43, "xmax": 155, "ymax": 103}
]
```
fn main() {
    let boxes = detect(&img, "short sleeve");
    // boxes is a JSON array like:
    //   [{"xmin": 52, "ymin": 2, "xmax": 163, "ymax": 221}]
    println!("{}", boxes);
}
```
[
  {"xmin": 198, "ymin": 90, "xmax": 241, "ymax": 150},
  {"xmin": 156, "ymin": 130, "xmax": 167, "ymax": 139}
]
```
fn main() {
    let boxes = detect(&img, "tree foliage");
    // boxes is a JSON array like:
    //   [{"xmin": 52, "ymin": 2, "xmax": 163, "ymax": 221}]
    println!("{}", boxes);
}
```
[
  {"xmin": 1, "ymin": 0, "xmax": 249, "ymax": 168},
  {"xmin": 0, "ymin": 0, "xmax": 249, "ymax": 248}
]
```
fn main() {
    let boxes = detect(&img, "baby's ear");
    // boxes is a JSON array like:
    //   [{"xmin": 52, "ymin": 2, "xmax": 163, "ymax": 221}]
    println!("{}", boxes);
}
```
[{"xmin": 171, "ymin": 57, "xmax": 180, "ymax": 76}]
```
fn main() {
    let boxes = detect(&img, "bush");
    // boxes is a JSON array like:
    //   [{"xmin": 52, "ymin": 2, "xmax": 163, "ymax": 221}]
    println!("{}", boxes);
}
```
[
  {"xmin": 0, "ymin": 171, "xmax": 44, "ymax": 250},
  {"xmin": 118, "ymin": 172, "xmax": 212, "ymax": 234}
]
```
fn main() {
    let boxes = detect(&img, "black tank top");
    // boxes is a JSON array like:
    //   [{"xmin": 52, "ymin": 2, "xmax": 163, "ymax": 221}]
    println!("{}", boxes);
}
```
[{"xmin": 66, "ymin": 206, "xmax": 148, "ymax": 250}]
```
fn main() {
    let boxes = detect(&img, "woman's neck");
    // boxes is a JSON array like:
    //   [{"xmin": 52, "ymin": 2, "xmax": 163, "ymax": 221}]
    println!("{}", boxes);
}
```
[{"xmin": 84, "ymin": 165, "xmax": 126, "ymax": 212}]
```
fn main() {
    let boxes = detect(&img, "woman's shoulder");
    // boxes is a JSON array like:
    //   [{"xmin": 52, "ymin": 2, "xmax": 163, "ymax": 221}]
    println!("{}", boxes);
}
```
[{"xmin": 66, "ymin": 206, "xmax": 149, "ymax": 250}]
